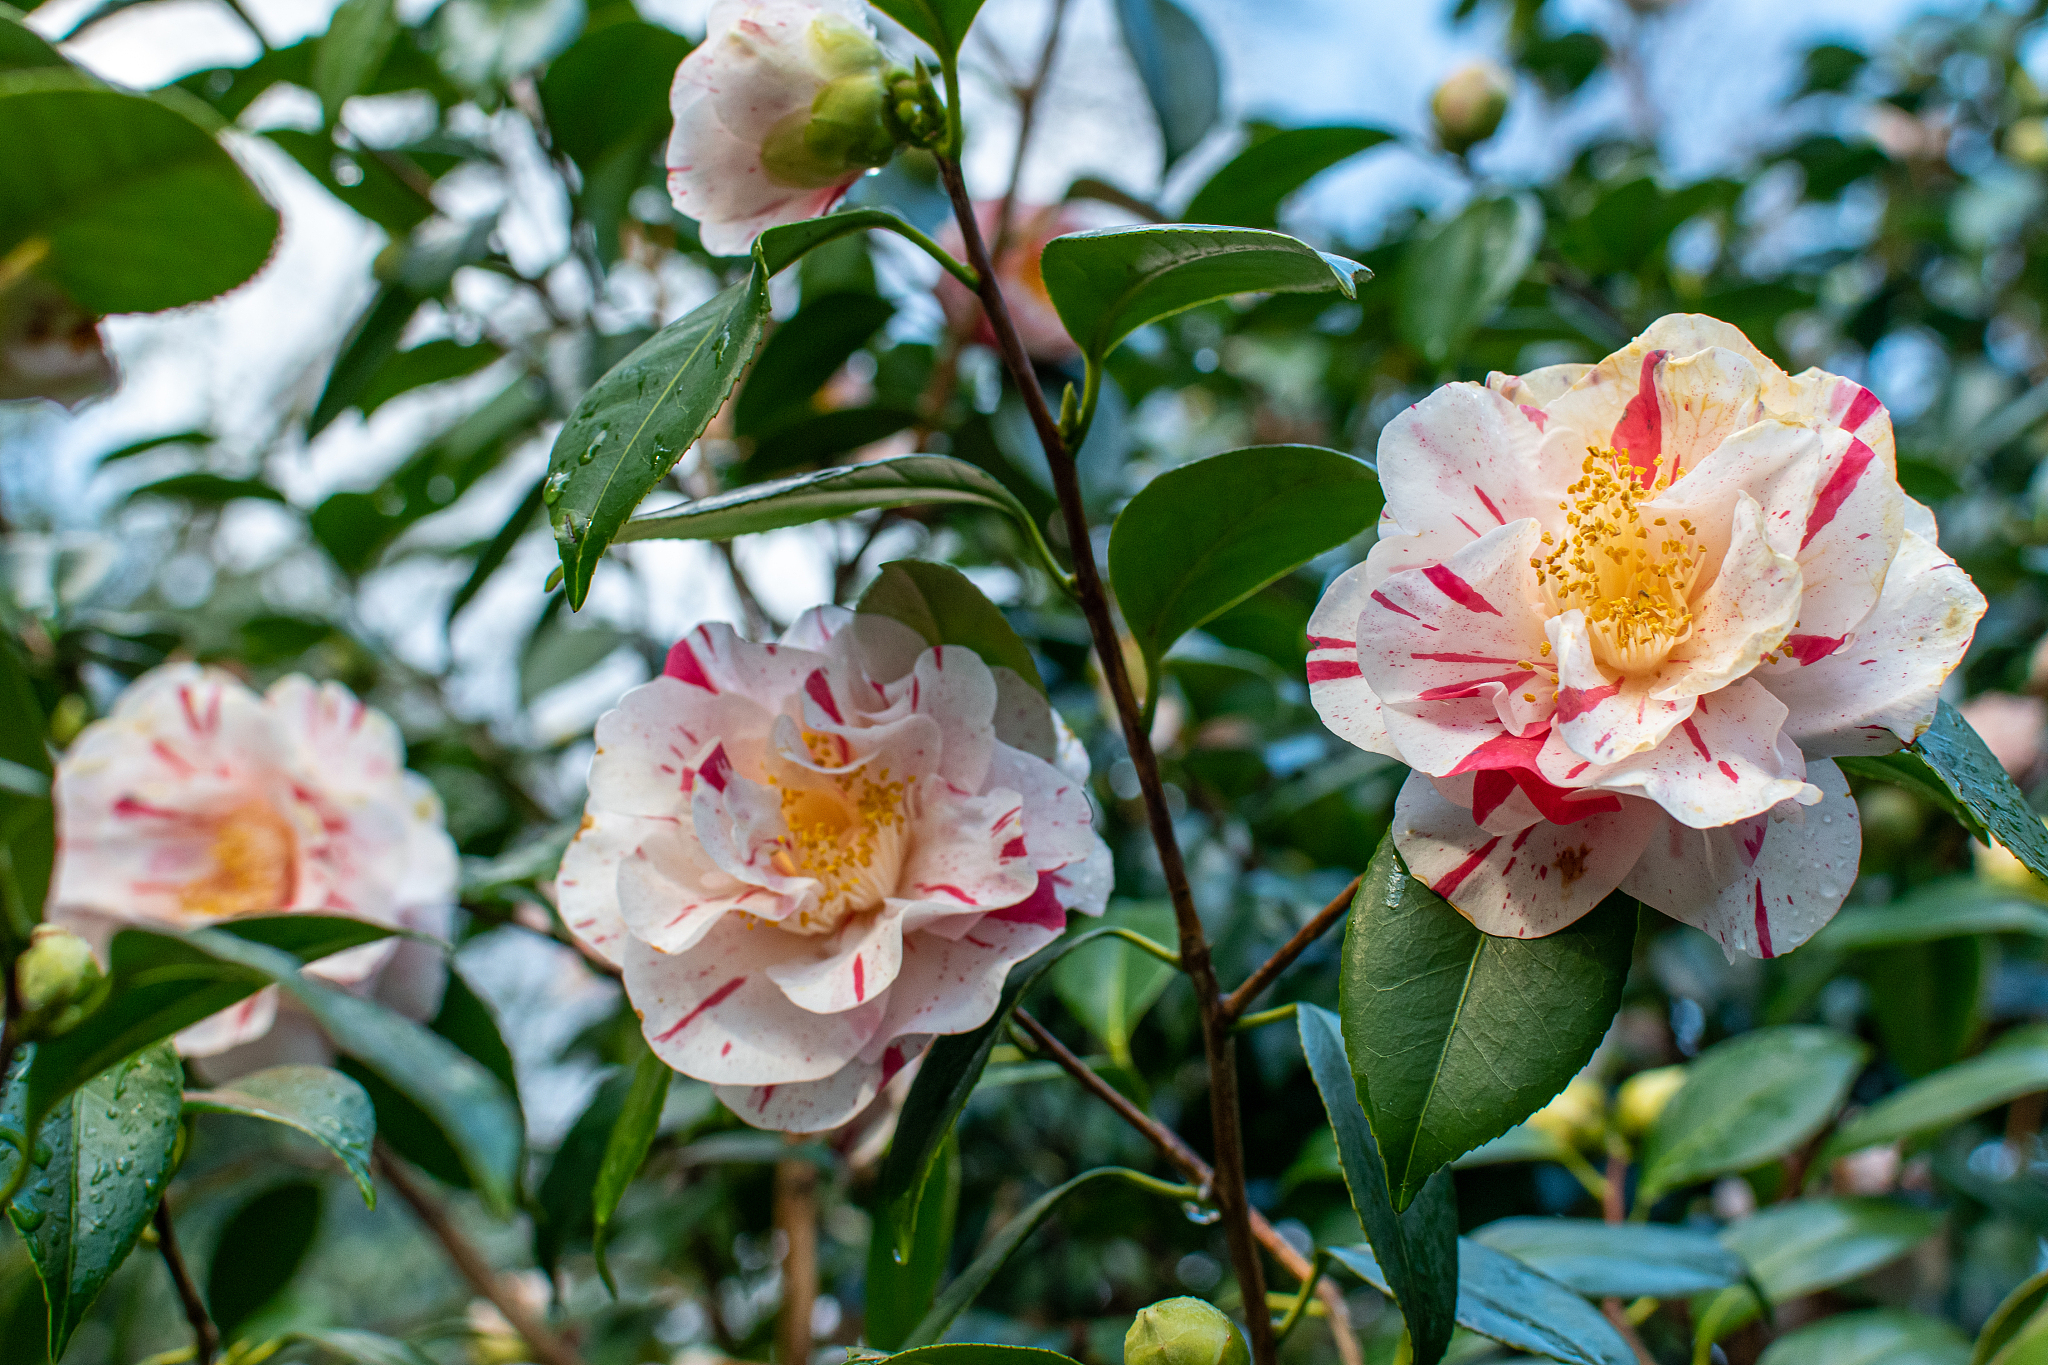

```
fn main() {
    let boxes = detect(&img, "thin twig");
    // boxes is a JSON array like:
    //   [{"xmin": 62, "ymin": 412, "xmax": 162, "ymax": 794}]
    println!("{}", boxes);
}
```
[
  {"xmin": 154, "ymin": 1198, "xmax": 219, "ymax": 1365},
  {"xmin": 716, "ymin": 541, "xmax": 778, "ymax": 640},
  {"xmin": 376, "ymin": 1146, "xmax": 583, "ymax": 1365},
  {"xmin": 1222, "ymin": 876, "xmax": 1362, "ymax": 1022},
  {"xmin": 935, "ymin": 151, "xmax": 1275, "ymax": 1365},
  {"xmin": 1599, "ymin": 1154, "xmax": 1656, "ymax": 1365},
  {"xmin": 775, "ymin": 1149, "xmax": 819, "ymax": 1365},
  {"xmin": 1013, "ymin": 1011, "xmax": 1363, "ymax": 1365},
  {"xmin": 994, "ymin": 0, "xmax": 1072, "ymax": 258}
]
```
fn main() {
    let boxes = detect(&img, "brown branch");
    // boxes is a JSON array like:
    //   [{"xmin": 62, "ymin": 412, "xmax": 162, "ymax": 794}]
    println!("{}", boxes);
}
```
[
  {"xmin": 935, "ymin": 151, "xmax": 1274, "ymax": 1365},
  {"xmin": 994, "ymin": 0, "xmax": 1072, "ymax": 258},
  {"xmin": 376, "ymin": 1146, "xmax": 584, "ymax": 1365},
  {"xmin": 1598, "ymin": 1154, "xmax": 1655, "ymax": 1365},
  {"xmin": 775, "ymin": 1151, "xmax": 819, "ymax": 1365},
  {"xmin": 1222, "ymin": 876, "xmax": 1361, "ymax": 1023},
  {"xmin": 154, "ymin": 1197, "xmax": 219, "ymax": 1365},
  {"xmin": 1013, "ymin": 1011, "xmax": 1362, "ymax": 1365}
]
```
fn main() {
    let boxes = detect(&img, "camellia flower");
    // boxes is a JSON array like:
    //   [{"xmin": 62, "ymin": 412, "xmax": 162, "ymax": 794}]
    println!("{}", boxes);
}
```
[
  {"xmin": 1309, "ymin": 314, "xmax": 1985, "ymax": 958},
  {"xmin": 666, "ymin": 0, "xmax": 901, "ymax": 256},
  {"xmin": 557, "ymin": 607, "xmax": 1109, "ymax": 1132},
  {"xmin": 936, "ymin": 201, "xmax": 1084, "ymax": 362},
  {"xmin": 49, "ymin": 663, "xmax": 458, "ymax": 1059}
]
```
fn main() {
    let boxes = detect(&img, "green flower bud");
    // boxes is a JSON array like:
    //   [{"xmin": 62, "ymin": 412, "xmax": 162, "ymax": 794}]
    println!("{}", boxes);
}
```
[
  {"xmin": 15, "ymin": 924, "xmax": 106, "ymax": 1040},
  {"xmin": 1526, "ymin": 1073, "xmax": 1606, "ymax": 1150},
  {"xmin": 1614, "ymin": 1065, "xmax": 1687, "ymax": 1136},
  {"xmin": 761, "ymin": 68, "xmax": 896, "ymax": 189},
  {"xmin": 1431, "ymin": 60, "xmax": 1513, "ymax": 156},
  {"xmin": 1125, "ymin": 1297, "xmax": 1250, "ymax": 1365}
]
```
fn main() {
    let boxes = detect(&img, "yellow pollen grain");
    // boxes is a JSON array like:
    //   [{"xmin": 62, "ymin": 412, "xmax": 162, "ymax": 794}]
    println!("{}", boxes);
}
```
[{"xmin": 1536, "ymin": 446, "xmax": 1703, "ymax": 675}]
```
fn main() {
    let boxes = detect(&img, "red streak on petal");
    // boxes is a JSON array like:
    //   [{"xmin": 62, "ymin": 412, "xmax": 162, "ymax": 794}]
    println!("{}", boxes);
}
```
[
  {"xmin": 853, "ymin": 956, "xmax": 865, "ymax": 1002},
  {"xmin": 1843, "ymin": 385, "xmax": 1882, "ymax": 432},
  {"xmin": 1611, "ymin": 350, "xmax": 1669, "ymax": 484},
  {"xmin": 1434, "ymin": 837, "xmax": 1502, "ymax": 898},
  {"xmin": 803, "ymin": 669, "xmax": 844, "ymax": 724},
  {"xmin": 1473, "ymin": 485, "xmax": 1507, "ymax": 525},
  {"xmin": 1306, "ymin": 635, "xmax": 1353, "ymax": 650},
  {"xmin": 1718, "ymin": 761, "xmax": 1739, "ymax": 781},
  {"xmin": 1449, "ymin": 729, "xmax": 1548, "ymax": 774},
  {"xmin": 1782, "ymin": 633, "xmax": 1846, "ymax": 665},
  {"xmin": 1754, "ymin": 881, "xmax": 1776, "ymax": 958},
  {"xmin": 698, "ymin": 743, "xmax": 732, "ymax": 792},
  {"xmin": 1421, "ymin": 564, "xmax": 1503, "ymax": 615},
  {"xmin": 1556, "ymin": 683, "xmax": 1619, "ymax": 723},
  {"xmin": 1802, "ymin": 437, "xmax": 1876, "ymax": 550},
  {"xmin": 1566, "ymin": 762, "xmax": 1589, "ymax": 779},
  {"xmin": 1306, "ymin": 660, "xmax": 1362, "ymax": 682},
  {"xmin": 1520, "ymin": 404, "xmax": 1548, "ymax": 430},
  {"xmin": 988, "ymin": 872, "xmax": 1066, "ymax": 928},
  {"xmin": 664, "ymin": 638, "xmax": 718, "ymax": 692},
  {"xmin": 654, "ymin": 975, "xmax": 746, "ymax": 1041},
  {"xmin": 1681, "ymin": 718, "xmax": 1712, "ymax": 763},
  {"xmin": 1511, "ymin": 825, "xmax": 1537, "ymax": 850},
  {"xmin": 1455, "ymin": 515, "xmax": 1480, "ymax": 537},
  {"xmin": 1511, "ymin": 769, "xmax": 1620, "ymax": 825},
  {"xmin": 1411, "ymin": 652, "xmax": 1522, "ymax": 664},
  {"xmin": 1420, "ymin": 670, "xmax": 1534, "ymax": 701},
  {"xmin": 114, "ymin": 795, "xmax": 190, "ymax": 821},
  {"xmin": 1472, "ymin": 770, "xmax": 1515, "ymax": 825},
  {"xmin": 1370, "ymin": 591, "xmax": 1433, "ymax": 629},
  {"xmin": 917, "ymin": 883, "xmax": 978, "ymax": 904},
  {"xmin": 880, "ymin": 1043, "xmax": 909, "ymax": 1084},
  {"xmin": 1001, "ymin": 836, "xmax": 1027, "ymax": 859}
]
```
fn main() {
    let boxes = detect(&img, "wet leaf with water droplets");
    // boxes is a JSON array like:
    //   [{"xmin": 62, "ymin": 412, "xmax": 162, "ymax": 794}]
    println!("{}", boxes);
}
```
[{"xmin": 185, "ymin": 1065, "xmax": 379, "ymax": 1207}]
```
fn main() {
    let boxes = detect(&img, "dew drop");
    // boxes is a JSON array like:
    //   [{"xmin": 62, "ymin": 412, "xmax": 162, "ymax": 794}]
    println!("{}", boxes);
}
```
[
  {"xmin": 12, "ymin": 1208, "xmax": 43, "ymax": 1231},
  {"xmin": 1181, "ymin": 1201, "xmax": 1221, "ymax": 1226},
  {"xmin": 542, "ymin": 470, "xmax": 571, "ymax": 505},
  {"xmin": 31, "ymin": 1142, "xmax": 51, "ymax": 1168}
]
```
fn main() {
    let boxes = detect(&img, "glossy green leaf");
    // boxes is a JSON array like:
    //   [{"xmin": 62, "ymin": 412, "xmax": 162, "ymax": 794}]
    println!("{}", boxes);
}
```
[
  {"xmin": 312, "ymin": 0, "xmax": 399, "ymax": 125},
  {"xmin": 128, "ymin": 472, "xmax": 287, "ymax": 505},
  {"xmin": 284, "ymin": 1329, "xmax": 439, "ymax": 1365},
  {"xmin": 0, "ymin": 10, "xmax": 63, "ymax": 69},
  {"xmin": 1821, "ymin": 879, "xmax": 2048, "ymax": 948},
  {"xmin": 547, "ymin": 275, "xmax": 768, "ymax": 605},
  {"xmin": 2, "ymin": 1043, "xmax": 182, "ymax": 1359},
  {"xmin": 359, "ymin": 338, "xmax": 503, "ymax": 418},
  {"xmin": 1112, "ymin": 0, "xmax": 1220, "ymax": 170},
  {"xmin": 1040, "ymin": 225, "xmax": 1367, "ymax": 363},
  {"xmin": 534, "ymin": 1063, "xmax": 633, "ymax": 1277},
  {"xmin": 615, "ymin": 456, "xmax": 1056, "ymax": 580},
  {"xmin": 867, "ymin": 0, "xmax": 986, "ymax": 58},
  {"xmin": 1300, "ymin": 1002, "xmax": 1457, "ymax": 1365},
  {"xmin": 1109, "ymin": 444, "xmax": 1380, "ymax": 674},
  {"xmin": 1051, "ymin": 902, "xmax": 1179, "ymax": 1067},
  {"xmin": 1864, "ymin": 934, "xmax": 1983, "ymax": 1076},
  {"xmin": 185, "ymin": 1065, "xmax": 378, "ymax": 1206},
  {"xmin": 308, "ymin": 287, "xmax": 420, "ymax": 437},
  {"xmin": 593, "ymin": 1045, "xmax": 671, "ymax": 1295},
  {"xmin": 521, "ymin": 618, "xmax": 632, "ymax": 704},
  {"xmin": 0, "ymin": 70, "xmax": 280, "ymax": 313},
  {"xmin": 0, "ymin": 637, "xmax": 52, "ymax": 945},
  {"xmin": 1974, "ymin": 1267, "xmax": 2048, "ymax": 1365},
  {"xmin": 207, "ymin": 1181, "xmax": 322, "ymax": 1338},
  {"xmin": 1328, "ymin": 1238, "xmax": 1634, "ymax": 1365},
  {"xmin": 1722, "ymin": 1197, "xmax": 1942, "ymax": 1302},
  {"xmin": 1827, "ymin": 1024, "xmax": 2048, "ymax": 1159},
  {"xmin": 733, "ymin": 291, "xmax": 893, "ymax": 437},
  {"xmin": 1759, "ymin": 1310, "xmax": 1968, "ymax": 1365},
  {"xmin": 1396, "ymin": 193, "xmax": 1542, "ymax": 368},
  {"xmin": 1339, "ymin": 836, "xmax": 1636, "ymax": 1207},
  {"xmin": 866, "ymin": 1132, "xmax": 960, "ymax": 1351},
  {"xmin": 1182, "ymin": 125, "xmax": 1396, "ymax": 229},
  {"xmin": 1638, "ymin": 1025, "xmax": 1866, "ymax": 1203},
  {"xmin": 856, "ymin": 558, "xmax": 1048, "ymax": 698},
  {"xmin": 1843, "ymin": 701, "xmax": 2048, "ymax": 881},
  {"xmin": 539, "ymin": 19, "xmax": 690, "ymax": 259},
  {"xmin": 754, "ymin": 208, "xmax": 933, "ymax": 276},
  {"xmin": 902, "ymin": 1167, "xmax": 1190, "ymax": 1348},
  {"xmin": 744, "ymin": 406, "xmax": 918, "ymax": 480},
  {"xmin": 1469, "ymin": 1218, "xmax": 1745, "ymax": 1300}
]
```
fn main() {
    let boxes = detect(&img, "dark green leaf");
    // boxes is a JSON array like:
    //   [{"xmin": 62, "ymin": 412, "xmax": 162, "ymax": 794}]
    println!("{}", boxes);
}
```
[
  {"xmin": 1974, "ymin": 1267, "xmax": 2048, "ymax": 1365},
  {"xmin": 1112, "ymin": 0, "xmax": 1219, "ymax": 170},
  {"xmin": 1827, "ymin": 1024, "xmax": 2048, "ymax": 1159},
  {"xmin": 520, "ymin": 619, "xmax": 633, "ymax": 704},
  {"xmin": 1759, "ymin": 1310, "xmax": 1967, "ymax": 1365},
  {"xmin": 1041, "ymin": 225, "xmax": 1366, "ymax": 363},
  {"xmin": 1862, "ymin": 935, "xmax": 1982, "ymax": 1076},
  {"xmin": 1109, "ymin": 444, "xmax": 1379, "ymax": 675},
  {"xmin": 1469, "ymin": 1218, "xmax": 1746, "ymax": 1300},
  {"xmin": 1397, "ymin": 193, "xmax": 1542, "ymax": 367},
  {"xmin": 3, "ymin": 1043, "xmax": 182, "ymax": 1359},
  {"xmin": 360, "ymin": 338, "xmax": 502, "ymax": 417},
  {"xmin": 615, "ymin": 456, "xmax": 1051, "ymax": 574},
  {"xmin": 1328, "ymin": 1239, "xmax": 1634, "ymax": 1365},
  {"xmin": 1638, "ymin": 1026, "xmax": 1867, "ymax": 1203},
  {"xmin": 754, "ymin": 208, "xmax": 930, "ymax": 275},
  {"xmin": 1050, "ymin": 902, "xmax": 1179, "ymax": 1067},
  {"xmin": 96, "ymin": 427, "xmax": 210, "ymax": 463},
  {"xmin": 185, "ymin": 1065, "xmax": 378, "ymax": 1206},
  {"xmin": 1820, "ymin": 879, "xmax": 2048, "ymax": 948},
  {"xmin": 548, "ymin": 275, "xmax": 769, "ymax": 606},
  {"xmin": 1182, "ymin": 125, "xmax": 1394, "ymax": 229},
  {"xmin": 0, "ymin": 69, "xmax": 280, "ymax": 312},
  {"xmin": 534, "ymin": 1063, "xmax": 634, "ymax": 1277},
  {"xmin": 734, "ymin": 292, "xmax": 893, "ymax": 437},
  {"xmin": 866, "ymin": 1132, "xmax": 959, "ymax": 1350},
  {"xmin": 1720, "ymin": 1197, "xmax": 1941, "ymax": 1303},
  {"xmin": 745, "ymin": 406, "xmax": 917, "ymax": 479},
  {"xmin": 593, "ymin": 1045, "xmax": 670, "ymax": 1295},
  {"xmin": 1339, "ymin": 836, "xmax": 1635, "ymax": 1207},
  {"xmin": 312, "ymin": 0, "xmax": 399, "ymax": 125},
  {"xmin": 1299, "ymin": 1002, "xmax": 1457, "ymax": 1365},
  {"xmin": 866, "ymin": 0, "xmax": 986, "ymax": 59},
  {"xmin": 207, "ymin": 1181, "xmax": 322, "ymax": 1338},
  {"xmin": 856, "ymin": 559, "xmax": 1047, "ymax": 697},
  {"xmin": 1905, "ymin": 701, "xmax": 2048, "ymax": 882},
  {"xmin": 0, "ymin": 11, "xmax": 65, "ymax": 70},
  {"xmin": 0, "ymin": 637, "xmax": 52, "ymax": 945},
  {"xmin": 308, "ymin": 287, "xmax": 421, "ymax": 437},
  {"xmin": 428, "ymin": 968, "xmax": 521, "ymax": 1111},
  {"xmin": 128, "ymin": 473, "xmax": 287, "ymax": 505},
  {"xmin": 902, "ymin": 1168, "xmax": 1188, "ymax": 1348},
  {"xmin": 540, "ymin": 21, "xmax": 692, "ymax": 174}
]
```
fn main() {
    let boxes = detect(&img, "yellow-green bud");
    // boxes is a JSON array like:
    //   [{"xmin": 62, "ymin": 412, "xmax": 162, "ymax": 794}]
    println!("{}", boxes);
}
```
[
  {"xmin": 15, "ymin": 924, "xmax": 106, "ymax": 1040},
  {"xmin": 2009, "ymin": 118, "xmax": 2048, "ymax": 169},
  {"xmin": 1614, "ymin": 1065, "xmax": 1687, "ymax": 1137},
  {"xmin": 1125, "ymin": 1297, "xmax": 1249, "ymax": 1365},
  {"xmin": 1526, "ymin": 1074, "xmax": 1606, "ymax": 1150},
  {"xmin": 1431, "ymin": 60, "xmax": 1513, "ymax": 156},
  {"xmin": 762, "ymin": 68, "xmax": 896, "ymax": 188}
]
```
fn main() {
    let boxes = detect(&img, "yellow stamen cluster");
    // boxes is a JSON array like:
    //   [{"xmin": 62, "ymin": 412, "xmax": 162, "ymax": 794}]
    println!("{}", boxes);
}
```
[
  {"xmin": 770, "ymin": 758, "xmax": 913, "ymax": 930},
  {"xmin": 178, "ymin": 799, "xmax": 297, "ymax": 919},
  {"xmin": 1532, "ymin": 447, "xmax": 1702, "ymax": 674}
]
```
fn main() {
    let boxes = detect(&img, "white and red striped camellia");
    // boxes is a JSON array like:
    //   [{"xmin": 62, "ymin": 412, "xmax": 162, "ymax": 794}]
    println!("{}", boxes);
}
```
[
  {"xmin": 49, "ymin": 664, "xmax": 458, "ymax": 1060},
  {"xmin": 557, "ymin": 608, "xmax": 1109, "ymax": 1132},
  {"xmin": 1309, "ymin": 314, "xmax": 1986, "ymax": 958}
]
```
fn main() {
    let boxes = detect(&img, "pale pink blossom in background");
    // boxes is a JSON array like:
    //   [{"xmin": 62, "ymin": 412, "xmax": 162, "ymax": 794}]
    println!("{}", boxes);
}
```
[
  {"xmin": 558, "ymin": 607, "xmax": 1109, "ymax": 1132},
  {"xmin": 1309, "ymin": 314, "xmax": 1985, "ymax": 959},
  {"xmin": 49, "ymin": 663, "xmax": 457, "ymax": 1061},
  {"xmin": 1960, "ymin": 691, "xmax": 2046, "ymax": 781},
  {"xmin": 936, "ymin": 201, "xmax": 1087, "ymax": 362},
  {"xmin": 666, "ymin": 0, "xmax": 896, "ymax": 257}
]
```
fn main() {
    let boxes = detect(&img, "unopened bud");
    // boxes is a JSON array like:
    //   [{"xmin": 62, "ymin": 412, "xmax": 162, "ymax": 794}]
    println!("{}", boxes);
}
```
[
  {"xmin": 1614, "ymin": 1065, "xmax": 1687, "ymax": 1136},
  {"xmin": 2009, "ymin": 118, "xmax": 2048, "ymax": 169},
  {"xmin": 15, "ymin": 924, "xmax": 106, "ymax": 1039},
  {"xmin": 1125, "ymin": 1298, "xmax": 1249, "ymax": 1365},
  {"xmin": 1526, "ymin": 1074, "xmax": 1606, "ymax": 1150},
  {"xmin": 1431, "ymin": 60, "xmax": 1513, "ymax": 156}
]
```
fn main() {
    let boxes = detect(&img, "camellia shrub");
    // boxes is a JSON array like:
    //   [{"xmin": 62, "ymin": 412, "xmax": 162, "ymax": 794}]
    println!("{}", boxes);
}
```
[{"xmin": 8, "ymin": 1, "xmax": 2048, "ymax": 1364}]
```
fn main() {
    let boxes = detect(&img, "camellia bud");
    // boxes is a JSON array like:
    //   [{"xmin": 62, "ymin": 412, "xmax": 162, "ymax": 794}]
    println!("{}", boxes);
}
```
[
  {"xmin": 757, "ymin": 15, "xmax": 898, "ymax": 188},
  {"xmin": 1526, "ymin": 1073, "xmax": 1606, "ymax": 1150},
  {"xmin": 14, "ymin": 924, "xmax": 106, "ymax": 1040},
  {"xmin": 1614, "ymin": 1065, "xmax": 1687, "ymax": 1136},
  {"xmin": 1431, "ymin": 60, "xmax": 1513, "ymax": 156},
  {"xmin": 1125, "ymin": 1297, "xmax": 1250, "ymax": 1365}
]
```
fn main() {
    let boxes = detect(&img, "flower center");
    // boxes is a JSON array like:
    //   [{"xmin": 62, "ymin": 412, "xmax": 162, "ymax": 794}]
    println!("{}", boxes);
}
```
[
  {"xmin": 178, "ymin": 799, "xmax": 297, "ymax": 919},
  {"xmin": 1534, "ymin": 448, "xmax": 1704, "ymax": 675},
  {"xmin": 768, "ymin": 743, "xmax": 914, "ymax": 934}
]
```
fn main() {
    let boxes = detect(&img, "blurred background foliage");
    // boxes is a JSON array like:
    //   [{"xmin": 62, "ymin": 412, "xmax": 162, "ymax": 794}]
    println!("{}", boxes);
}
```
[{"xmin": 16, "ymin": 0, "xmax": 2048, "ymax": 1361}]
